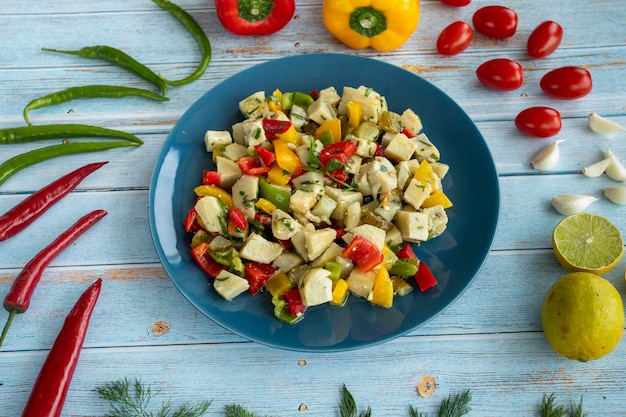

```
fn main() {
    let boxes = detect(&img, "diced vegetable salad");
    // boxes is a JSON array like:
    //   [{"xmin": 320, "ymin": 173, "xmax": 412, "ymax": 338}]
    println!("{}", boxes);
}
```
[{"xmin": 184, "ymin": 85, "xmax": 452, "ymax": 324}]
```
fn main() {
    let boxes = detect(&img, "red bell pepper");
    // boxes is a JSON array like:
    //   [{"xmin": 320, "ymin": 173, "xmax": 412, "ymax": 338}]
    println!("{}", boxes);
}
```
[
  {"xmin": 341, "ymin": 235, "xmax": 384, "ymax": 272},
  {"xmin": 244, "ymin": 262, "xmax": 276, "ymax": 294},
  {"xmin": 414, "ymin": 261, "xmax": 438, "ymax": 292},
  {"xmin": 254, "ymin": 212, "xmax": 272, "ymax": 228},
  {"xmin": 396, "ymin": 243, "xmax": 417, "ymax": 260},
  {"xmin": 254, "ymin": 145, "xmax": 276, "ymax": 167},
  {"xmin": 215, "ymin": 0, "xmax": 295, "ymax": 36},
  {"xmin": 321, "ymin": 141, "xmax": 357, "ymax": 159},
  {"xmin": 191, "ymin": 243, "xmax": 228, "ymax": 278},
  {"xmin": 238, "ymin": 156, "xmax": 271, "ymax": 176},
  {"xmin": 262, "ymin": 118, "xmax": 293, "ymax": 140},
  {"xmin": 202, "ymin": 170, "xmax": 221, "ymax": 186},
  {"xmin": 283, "ymin": 288, "xmax": 305, "ymax": 316}
]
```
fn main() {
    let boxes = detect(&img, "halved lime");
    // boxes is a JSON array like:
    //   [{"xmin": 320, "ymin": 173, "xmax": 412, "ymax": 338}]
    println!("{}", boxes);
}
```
[{"xmin": 552, "ymin": 213, "xmax": 624, "ymax": 274}]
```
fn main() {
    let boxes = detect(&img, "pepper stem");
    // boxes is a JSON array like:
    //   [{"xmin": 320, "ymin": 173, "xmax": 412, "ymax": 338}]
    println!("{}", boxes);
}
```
[
  {"xmin": 349, "ymin": 7, "xmax": 387, "ymax": 38},
  {"xmin": 238, "ymin": 0, "xmax": 274, "ymax": 23},
  {"xmin": 0, "ymin": 310, "xmax": 16, "ymax": 348}
]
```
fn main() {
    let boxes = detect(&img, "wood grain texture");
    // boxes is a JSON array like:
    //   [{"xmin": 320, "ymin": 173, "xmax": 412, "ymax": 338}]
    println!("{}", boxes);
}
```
[{"xmin": 0, "ymin": 0, "xmax": 625, "ymax": 415}]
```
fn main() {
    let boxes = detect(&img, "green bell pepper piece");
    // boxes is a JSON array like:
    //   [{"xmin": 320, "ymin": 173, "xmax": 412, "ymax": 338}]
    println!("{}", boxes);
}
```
[{"xmin": 259, "ymin": 177, "xmax": 291, "ymax": 212}]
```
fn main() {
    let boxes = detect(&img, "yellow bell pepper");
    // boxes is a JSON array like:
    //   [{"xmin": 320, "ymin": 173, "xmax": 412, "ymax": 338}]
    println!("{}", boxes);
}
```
[
  {"xmin": 422, "ymin": 191, "xmax": 453, "ymax": 209},
  {"xmin": 267, "ymin": 163, "xmax": 292, "ymax": 186},
  {"xmin": 193, "ymin": 185, "xmax": 234, "ymax": 209},
  {"xmin": 331, "ymin": 278, "xmax": 349, "ymax": 306},
  {"xmin": 274, "ymin": 139, "xmax": 301, "ymax": 174},
  {"xmin": 370, "ymin": 267, "xmax": 393, "ymax": 308},
  {"xmin": 268, "ymin": 89, "xmax": 283, "ymax": 112},
  {"xmin": 256, "ymin": 197, "xmax": 277, "ymax": 214},
  {"xmin": 266, "ymin": 271, "xmax": 293, "ymax": 298},
  {"xmin": 322, "ymin": 0, "xmax": 420, "ymax": 52},
  {"xmin": 346, "ymin": 101, "xmax": 362, "ymax": 128},
  {"xmin": 315, "ymin": 118, "xmax": 343, "ymax": 143}
]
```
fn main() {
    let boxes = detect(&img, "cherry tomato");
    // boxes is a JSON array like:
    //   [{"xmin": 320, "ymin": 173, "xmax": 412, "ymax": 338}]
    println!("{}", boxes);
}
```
[
  {"xmin": 472, "ymin": 6, "xmax": 518, "ymax": 39},
  {"xmin": 515, "ymin": 107, "xmax": 562, "ymax": 138},
  {"xmin": 437, "ymin": 21, "xmax": 473, "ymax": 55},
  {"xmin": 476, "ymin": 58, "xmax": 523, "ymax": 91},
  {"xmin": 440, "ymin": 0, "xmax": 471, "ymax": 6},
  {"xmin": 540, "ymin": 66, "xmax": 592, "ymax": 99},
  {"xmin": 527, "ymin": 21, "xmax": 563, "ymax": 58}
]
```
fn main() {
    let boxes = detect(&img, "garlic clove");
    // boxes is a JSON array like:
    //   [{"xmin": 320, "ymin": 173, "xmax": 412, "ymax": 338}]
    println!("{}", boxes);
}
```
[
  {"xmin": 605, "ymin": 154, "xmax": 626, "ymax": 182},
  {"xmin": 582, "ymin": 154, "xmax": 613, "ymax": 177},
  {"xmin": 588, "ymin": 112, "xmax": 626, "ymax": 135},
  {"xmin": 531, "ymin": 140, "xmax": 564, "ymax": 171},
  {"xmin": 551, "ymin": 194, "xmax": 598, "ymax": 215},
  {"xmin": 604, "ymin": 186, "xmax": 626, "ymax": 205}
]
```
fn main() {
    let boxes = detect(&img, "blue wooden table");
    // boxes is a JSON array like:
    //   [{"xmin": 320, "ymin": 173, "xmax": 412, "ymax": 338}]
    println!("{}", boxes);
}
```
[{"xmin": 1, "ymin": 0, "xmax": 625, "ymax": 415}]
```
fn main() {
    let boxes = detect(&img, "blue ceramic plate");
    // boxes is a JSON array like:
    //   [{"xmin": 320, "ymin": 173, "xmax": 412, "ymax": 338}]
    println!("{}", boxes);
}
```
[{"xmin": 149, "ymin": 53, "xmax": 499, "ymax": 352}]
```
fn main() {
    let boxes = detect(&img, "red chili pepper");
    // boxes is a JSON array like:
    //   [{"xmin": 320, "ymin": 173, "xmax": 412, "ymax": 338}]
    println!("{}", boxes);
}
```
[
  {"xmin": 414, "ymin": 261, "xmax": 438, "ymax": 292},
  {"xmin": 191, "ymin": 242, "xmax": 228, "ymax": 278},
  {"xmin": 0, "ymin": 209, "xmax": 107, "ymax": 348},
  {"xmin": 0, "ymin": 162, "xmax": 107, "ymax": 242},
  {"xmin": 283, "ymin": 288, "xmax": 305, "ymax": 316},
  {"xmin": 202, "ymin": 170, "xmax": 221, "ymax": 186},
  {"xmin": 228, "ymin": 207, "xmax": 248, "ymax": 231},
  {"xmin": 341, "ymin": 235, "xmax": 384, "ymax": 272},
  {"xmin": 20, "ymin": 279, "xmax": 102, "ymax": 417},
  {"xmin": 254, "ymin": 145, "xmax": 276, "ymax": 167},
  {"xmin": 238, "ymin": 156, "xmax": 270, "ymax": 176},
  {"xmin": 244, "ymin": 262, "xmax": 276, "ymax": 294},
  {"xmin": 215, "ymin": 0, "xmax": 295, "ymax": 36},
  {"xmin": 261, "ymin": 118, "xmax": 293, "ymax": 140}
]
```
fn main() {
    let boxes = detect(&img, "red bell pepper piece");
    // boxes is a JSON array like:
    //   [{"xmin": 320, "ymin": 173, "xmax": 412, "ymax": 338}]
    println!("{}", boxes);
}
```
[
  {"xmin": 191, "ymin": 243, "xmax": 228, "ymax": 278},
  {"xmin": 214, "ymin": 0, "xmax": 295, "ymax": 36},
  {"xmin": 396, "ymin": 243, "xmax": 417, "ymax": 260},
  {"xmin": 184, "ymin": 207, "xmax": 199, "ymax": 233},
  {"xmin": 244, "ymin": 262, "xmax": 276, "ymax": 294},
  {"xmin": 238, "ymin": 156, "xmax": 270, "ymax": 176},
  {"xmin": 321, "ymin": 141, "xmax": 357, "ymax": 159},
  {"xmin": 341, "ymin": 235, "xmax": 384, "ymax": 273},
  {"xmin": 228, "ymin": 207, "xmax": 248, "ymax": 231},
  {"xmin": 20, "ymin": 279, "xmax": 102, "ymax": 417},
  {"xmin": 253, "ymin": 213, "xmax": 272, "ymax": 228},
  {"xmin": 262, "ymin": 118, "xmax": 292, "ymax": 140},
  {"xmin": 414, "ymin": 261, "xmax": 438, "ymax": 292},
  {"xmin": 254, "ymin": 145, "xmax": 276, "ymax": 167},
  {"xmin": 202, "ymin": 170, "xmax": 221, "ymax": 186},
  {"xmin": 283, "ymin": 288, "xmax": 306, "ymax": 316}
]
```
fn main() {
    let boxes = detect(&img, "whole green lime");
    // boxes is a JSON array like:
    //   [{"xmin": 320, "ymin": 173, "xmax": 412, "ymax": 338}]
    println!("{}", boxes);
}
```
[{"xmin": 541, "ymin": 272, "xmax": 624, "ymax": 362}]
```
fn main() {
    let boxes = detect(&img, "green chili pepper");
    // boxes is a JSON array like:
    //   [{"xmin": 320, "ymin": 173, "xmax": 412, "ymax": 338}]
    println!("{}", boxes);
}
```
[
  {"xmin": 0, "ymin": 124, "xmax": 143, "ymax": 145},
  {"xmin": 152, "ymin": 0, "xmax": 212, "ymax": 86},
  {"xmin": 0, "ymin": 141, "xmax": 140, "ymax": 186},
  {"xmin": 23, "ymin": 85, "xmax": 169, "ymax": 125},
  {"xmin": 388, "ymin": 259, "xmax": 418, "ymax": 277},
  {"xmin": 42, "ymin": 46, "xmax": 168, "ymax": 95}
]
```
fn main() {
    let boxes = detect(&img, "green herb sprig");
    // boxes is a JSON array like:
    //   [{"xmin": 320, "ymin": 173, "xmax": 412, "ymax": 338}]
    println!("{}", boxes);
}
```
[{"xmin": 541, "ymin": 394, "xmax": 588, "ymax": 417}]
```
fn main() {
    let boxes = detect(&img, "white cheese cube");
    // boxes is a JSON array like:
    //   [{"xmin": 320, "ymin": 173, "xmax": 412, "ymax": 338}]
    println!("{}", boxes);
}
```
[
  {"xmin": 354, "ymin": 137, "xmax": 378, "ymax": 158},
  {"xmin": 213, "ymin": 270, "xmax": 249, "ymax": 301},
  {"xmin": 239, "ymin": 233, "xmax": 283, "ymax": 264},
  {"xmin": 204, "ymin": 130, "xmax": 233, "ymax": 152},
  {"xmin": 384, "ymin": 133, "xmax": 418, "ymax": 162},
  {"xmin": 195, "ymin": 196, "xmax": 227, "ymax": 234},
  {"xmin": 272, "ymin": 209, "xmax": 302, "ymax": 240},
  {"xmin": 305, "ymin": 227, "xmax": 338, "ymax": 261},
  {"xmin": 401, "ymin": 108, "xmax": 423, "ymax": 137},
  {"xmin": 404, "ymin": 178, "xmax": 432, "ymax": 210},
  {"xmin": 367, "ymin": 157, "xmax": 398, "ymax": 194},
  {"xmin": 423, "ymin": 204, "xmax": 449, "ymax": 239},
  {"xmin": 242, "ymin": 118, "xmax": 267, "ymax": 147},
  {"xmin": 290, "ymin": 190, "xmax": 319, "ymax": 214},
  {"xmin": 307, "ymin": 99, "xmax": 338, "ymax": 125},
  {"xmin": 346, "ymin": 267, "xmax": 376, "ymax": 299},
  {"xmin": 232, "ymin": 175, "xmax": 259, "ymax": 219},
  {"xmin": 216, "ymin": 156, "xmax": 242, "ymax": 189},
  {"xmin": 310, "ymin": 243, "xmax": 343, "ymax": 268},
  {"xmin": 272, "ymin": 251, "xmax": 304, "ymax": 273},
  {"xmin": 343, "ymin": 224, "xmax": 387, "ymax": 250},
  {"xmin": 299, "ymin": 268, "xmax": 333, "ymax": 306},
  {"xmin": 318, "ymin": 86, "xmax": 341, "ymax": 106},
  {"xmin": 394, "ymin": 210, "xmax": 429, "ymax": 242},
  {"xmin": 220, "ymin": 143, "xmax": 249, "ymax": 162},
  {"xmin": 412, "ymin": 133, "xmax": 440, "ymax": 162},
  {"xmin": 311, "ymin": 194, "xmax": 338, "ymax": 225},
  {"xmin": 239, "ymin": 91, "xmax": 267, "ymax": 119}
]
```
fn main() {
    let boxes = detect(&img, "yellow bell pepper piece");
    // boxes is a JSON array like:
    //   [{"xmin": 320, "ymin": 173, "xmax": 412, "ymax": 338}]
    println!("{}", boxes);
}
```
[
  {"xmin": 413, "ymin": 159, "xmax": 437, "ymax": 189},
  {"xmin": 266, "ymin": 271, "xmax": 292, "ymax": 298},
  {"xmin": 268, "ymin": 89, "xmax": 283, "ymax": 112},
  {"xmin": 422, "ymin": 191, "xmax": 453, "ymax": 209},
  {"xmin": 193, "ymin": 185, "xmax": 234, "ymax": 209},
  {"xmin": 331, "ymin": 278, "xmax": 349, "ymax": 306},
  {"xmin": 346, "ymin": 101, "xmax": 363, "ymax": 128},
  {"xmin": 267, "ymin": 163, "xmax": 292, "ymax": 186},
  {"xmin": 315, "ymin": 118, "xmax": 343, "ymax": 143},
  {"xmin": 370, "ymin": 267, "xmax": 393, "ymax": 308},
  {"xmin": 256, "ymin": 198, "xmax": 277, "ymax": 214},
  {"xmin": 278, "ymin": 124, "xmax": 300, "ymax": 144},
  {"xmin": 322, "ymin": 0, "xmax": 420, "ymax": 52},
  {"xmin": 274, "ymin": 139, "xmax": 301, "ymax": 174}
]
